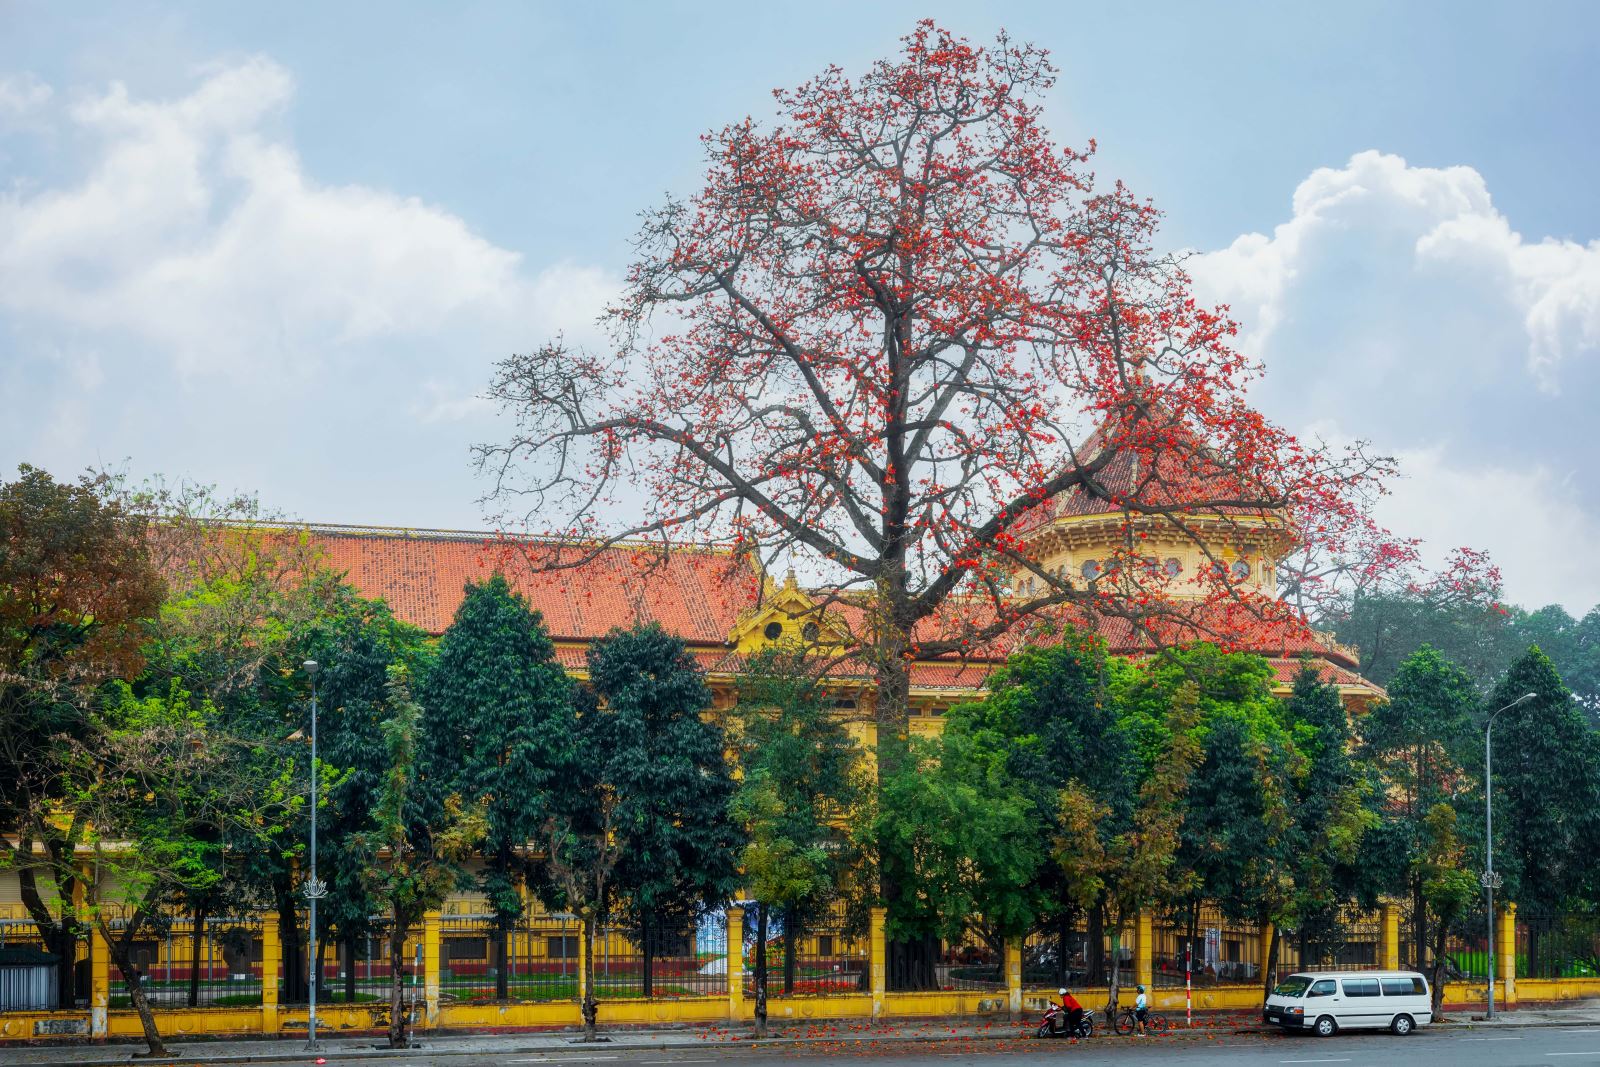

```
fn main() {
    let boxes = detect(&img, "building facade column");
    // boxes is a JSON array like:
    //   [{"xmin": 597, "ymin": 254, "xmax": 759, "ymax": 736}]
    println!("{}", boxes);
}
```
[
  {"xmin": 1134, "ymin": 910, "xmax": 1154, "ymax": 991},
  {"xmin": 1498, "ymin": 904, "xmax": 1517, "ymax": 1006},
  {"xmin": 261, "ymin": 911, "xmax": 281, "ymax": 1033},
  {"xmin": 726, "ymin": 908, "xmax": 744, "ymax": 1022},
  {"xmin": 422, "ymin": 911, "xmax": 441, "ymax": 1028},
  {"xmin": 1004, "ymin": 937, "xmax": 1022, "ymax": 1021},
  {"xmin": 1379, "ymin": 905, "xmax": 1400, "ymax": 971},
  {"xmin": 869, "ymin": 907, "xmax": 887, "ymax": 1020},
  {"xmin": 89, "ymin": 922, "xmax": 110, "ymax": 1039}
]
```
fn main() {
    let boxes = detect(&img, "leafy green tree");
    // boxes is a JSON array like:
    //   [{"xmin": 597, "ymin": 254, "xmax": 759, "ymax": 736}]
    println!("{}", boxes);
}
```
[
  {"xmin": 543, "ymin": 624, "xmax": 741, "ymax": 1040},
  {"xmin": 1360, "ymin": 645, "xmax": 1479, "ymax": 968},
  {"xmin": 422, "ymin": 575, "xmax": 577, "ymax": 1001},
  {"xmin": 0, "ymin": 465, "xmax": 165, "ymax": 1008},
  {"xmin": 1487, "ymin": 646, "xmax": 1600, "ymax": 922},
  {"xmin": 1416, "ymin": 803, "xmax": 1478, "ymax": 1015},
  {"xmin": 1509, "ymin": 606, "xmax": 1600, "ymax": 717},
  {"xmin": 74, "ymin": 681, "xmax": 294, "ymax": 1057},
  {"xmin": 730, "ymin": 647, "xmax": 866, "ymax": 1035},
  {"xmin": 1278, "ymin": 665, "xmax": 1377, "ymax": 990},
  {"xmin": 361, "ymin": 666, "xmax": 484, "ymax": 1048}
]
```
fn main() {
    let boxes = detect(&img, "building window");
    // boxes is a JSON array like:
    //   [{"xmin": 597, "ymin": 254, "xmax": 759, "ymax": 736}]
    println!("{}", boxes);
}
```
[
  {"xmin": 763, "ymin": 621, "xmax": 784, "ymax": 640},
  {"xmin": 446, "ymin": 937, "xmax": 487, "ymax": 961},
  {"xmin": 817, "ymin": 935, "xmax": 835, "ymax": 957},
  {"xmin": 1230, "ymin": 559, "xmax": 1251, "ymax": 581},
  {"xmin": 1080, "ymin": 559, "xmax": 1101, "ymax": 580},
  {"xmin": 1164, "ymin": 557, "xmax": 1182, "ymax": 576},
  {"xmin": 802, "ymin": 621, "xmax": 820, "ymax": 642},
  {"xmin": 547, "ymin": 935, "xmax": 580, "ymax": 959}
]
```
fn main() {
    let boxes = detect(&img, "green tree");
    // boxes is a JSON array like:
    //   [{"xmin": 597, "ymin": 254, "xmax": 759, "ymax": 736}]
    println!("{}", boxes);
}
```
[
  {"xmin": 361, "ymin": 666, "xmax": 484, "ymax": 1048},
  {"xmin": 1487, "ymin": 646, "xmax": 1600, "ymax": 922},
  {"xmin": 1360, "ymin": 645, "xmax": 1479, "ymax": 969},
  {"xmin": 0, "ymin": 465, "xmax": 165, "ymax": 1008},
  {"xmin": 543, "ymin": 624, "xmax": 741, "ymax": 1040},
  {"xmin": 422, "ymin": 575, "xmax": 576, "ymax": 1001},
  {"xmin": 730, "ymin": 647, "xmax": 866, "ymax": 1036},
  {"xmin": 1416, "ymin": 803, "xmax": 1478, "ymax": 1015}
]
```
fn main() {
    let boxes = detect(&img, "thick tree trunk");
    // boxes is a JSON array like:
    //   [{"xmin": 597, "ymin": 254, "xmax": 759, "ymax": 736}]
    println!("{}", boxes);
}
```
[
  {"xmin": 186, "ymin": 903, "xmax": 208, "ymax": 1007},
  {"xmin": 1430, "ymin": 921, "xmax": 1449, "ymax": 1017},
  {"xmin": 387, "ymin": 913, "xmax": 409, "ymax": 1048},
  {"xmin": 1087, "ymin": 904, "xmax": 1106, "ymax": 986},
  {"xmin": 1055, "ymin": 907, "xmax": 1072, "ymax": 988},
  {"xmin": 872, "ymin": 617, "xmax": 933, "ymax": 993},
  {"xmin": 105, "ymin": 916, "xmax": 168, "ymax": 1057},
  {"xmin": 344, "ymin": 933, "xmax": 358, "ymax": 1003},
  {"xmin": 494, "ymin": 917, "xmax": 510, "ymax": 1001},
  {"xmin": 580, "ymin": 911, "xmax": 599, "ymax": 1041},
  {"xmin": 275, "ymin": 881, "xmax": 306, "ymax": 1004},
  {"xmin": 754, "ymin": 904, "xmax": 768, "ymax": 1038},
  {"xmin": 782, "ymin": 908, "xmax": 797, "ymax": 996},
  {"xmin": 1262, "ymin": 924, "xmax": 1281, "ymax": 999}
]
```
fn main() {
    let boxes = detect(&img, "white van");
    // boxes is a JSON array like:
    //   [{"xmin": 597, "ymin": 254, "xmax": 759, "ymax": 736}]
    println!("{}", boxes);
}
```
[{"xmin": 1263, "ymin": 971, "xmax": 1433, "ymax": 1037}]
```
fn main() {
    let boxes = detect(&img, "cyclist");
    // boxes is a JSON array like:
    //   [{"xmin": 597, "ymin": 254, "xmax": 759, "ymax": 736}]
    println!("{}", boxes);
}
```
[
  {"xmin": 1056, "ymin": 987, "xmax": 1085, "ymax": 1035},
  {"xmin": 1134, "ymin": 984, "xmax": 1149, "ymax": 1037}
]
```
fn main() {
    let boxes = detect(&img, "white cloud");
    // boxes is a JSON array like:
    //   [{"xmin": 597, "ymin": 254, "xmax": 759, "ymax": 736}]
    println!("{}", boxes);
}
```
[
  {"xmin": 0, "ymin": 73, "xmax": 52, "ymax": 118},
  {"xmin": 0, "ymin": 58, "xmax": 617, "ymax": 380},
  {"xmin": 1190, "ymin": 151, "xmax": 1600, "ymax": 612}
]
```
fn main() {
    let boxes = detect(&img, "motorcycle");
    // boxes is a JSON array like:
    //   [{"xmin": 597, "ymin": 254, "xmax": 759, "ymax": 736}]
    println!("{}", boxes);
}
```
[{"xmin": 1036, "ymin": 1004, "xmax": 1095, "ymax": 1039}]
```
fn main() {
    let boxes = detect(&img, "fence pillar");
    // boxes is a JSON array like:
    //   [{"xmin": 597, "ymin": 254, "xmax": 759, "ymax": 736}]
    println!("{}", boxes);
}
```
[
  {"xmin": 869, "ymin": 907, "xmax": 886, "ymax": 1020},
  {"xmin": 1258, "ymin": 922, "xmax": 1275, "ymax": 984},
  {"xmin": 422, "ymin": 910, "xmax": 441, "ymax": 1028},
  {"xmin": 1134, "ymin": 909, "xmax": 1154, "ymax": 991},
  {"xmin": 1005, "ymin": 937, "xmax": 1022, "ymax": 1021},
  {"xmin": 726, "ymin": 908, "xmax": 744, "ymax": 1023},
  {"xmin": 1498, "ymin": 904, "xmax": 1517, "ymax": 1006},
  {"xmin": 1379, "ymin": 905, "xmax": 1400, "ymax": 971},
  {"xmin": 261, "ymin": 911, "xmax": 280, "ymax": 1033},
  {"xmin": 89, "ymin": 922, "xmax": 110, "ymax": 1039},
  {"xmin": 577, "ymin": 918, "xmax": 589, "ymax": 1008}
]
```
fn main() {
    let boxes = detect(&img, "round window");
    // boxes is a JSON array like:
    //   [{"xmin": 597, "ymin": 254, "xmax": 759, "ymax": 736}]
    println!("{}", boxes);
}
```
[
  {"xmin": 763, "ymin": 621, "xmax": 784, "ymax": 640},
  {"xmin": 1164, "ymin": 558, "xmax": 1182, "ymax": 576},
  {"xmin": 1080, "ymin": 559, "xmax": 1101, "ymax": 580},
  {"xmin": 1230, "ymin": 560, "xmax": 1251, "ymax": 580},
  {"xmin": 801, "ymin": 621, "xmax": 821, "ymax": 643}
]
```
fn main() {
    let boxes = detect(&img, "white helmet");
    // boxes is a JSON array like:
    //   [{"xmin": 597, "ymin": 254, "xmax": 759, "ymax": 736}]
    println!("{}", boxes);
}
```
[{"xmin": 1058, "ymin": 987, "xmax": 1068, "ymax": 996}]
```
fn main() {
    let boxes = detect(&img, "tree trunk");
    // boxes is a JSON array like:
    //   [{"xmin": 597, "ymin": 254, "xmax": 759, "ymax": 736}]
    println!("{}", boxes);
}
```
[
  {"xmin": 388, "ymin": 912, "xmax": 409, "ymax": 1048},
  {"xmin": 1087, "ymin": 904, "xmax": 1106, "ymax": 986},
  {"xmin": 1103, "ymin": 915, "xmax": 1123, "ymax": 1023},
  {"xmin": 580, "ymin": 911, "xmax": 599, "ymax": 1041},
  {"xmin": 1430, "ymin": 920, "xmax": 1449, "ymax": 1017},
  {"xmin": 1412, "ymin": 877, "xmax": 1428, "ymax": 972},
  {"xmin": 641, "ymin": 911, "xmax": 653, "ymax": 1000},
  {"xmin": 186, "ymin": 903, "xmax": 208, "ymax": 1007},
  {"xmin": 872, "ymin": 621, "xmax": 931, "ymax": 992},
  {"xmin": 782, "ymin": 908, "xmax": 798, "ymax": 996},
  {"xmin": 344, "ymin": 932, "xmax": 358, "ymax": 1003},
  {"xmin": 1055, "ymin": 906, "xmax": 1072, "ymax": 988},
  {"xmin": 275, "ymin": 881, "xmax": 306, "ymax": 1004},
  {"xmin": 754, "ymin": 904, "xmax": 768, "ymax": 1038},
  {"xmin": 1262, "ymin": 924, "xmax": 1281, "ymax": 999},
  {"xmin": 104, "ymin": 916, "xmax": 168, "ymax": 1058},
  {"xmin": 494, "ymin": 916, "xmax": 510, "ymax": 1001}
]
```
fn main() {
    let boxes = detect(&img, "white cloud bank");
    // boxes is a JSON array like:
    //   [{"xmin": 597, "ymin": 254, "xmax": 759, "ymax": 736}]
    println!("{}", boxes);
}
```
[
  {"xmin": 0, "ymin": 57, "xmax": 615, "ymax": 381},
  {"xmin": 1190, "ymin": 151, "xmax": 1600, "ymax": 613}
]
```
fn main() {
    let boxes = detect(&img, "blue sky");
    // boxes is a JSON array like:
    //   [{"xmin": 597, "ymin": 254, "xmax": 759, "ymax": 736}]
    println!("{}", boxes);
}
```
[{"xmin": 2, "ymin": 2, "xmax": 1598, "ymax": 610}]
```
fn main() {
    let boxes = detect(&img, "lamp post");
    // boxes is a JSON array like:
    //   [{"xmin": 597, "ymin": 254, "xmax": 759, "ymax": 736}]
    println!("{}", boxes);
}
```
[
  {"xmin": 1484, "ymin": 690, "xmax": 1536, "ymax": 1020},
  {"xmin": 303, "ymin": 660, "xmax": 327, "ymax": 1050}
]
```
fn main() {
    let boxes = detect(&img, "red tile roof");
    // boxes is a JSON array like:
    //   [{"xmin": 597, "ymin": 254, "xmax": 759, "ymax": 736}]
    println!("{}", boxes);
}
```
[{"xmin": 307, "ymin": 527, "xmax": 759, "ymax": 643}]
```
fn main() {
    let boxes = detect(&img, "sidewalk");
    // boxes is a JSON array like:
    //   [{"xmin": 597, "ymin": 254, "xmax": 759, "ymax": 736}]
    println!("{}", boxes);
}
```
[
  {"xmin": 7, "ymin": 1003, "xmax": 1599, "ymax": 1066},
  {"xmin": 0, "ymin": 1012, "xmax": 1239, "ymax": 1066}
]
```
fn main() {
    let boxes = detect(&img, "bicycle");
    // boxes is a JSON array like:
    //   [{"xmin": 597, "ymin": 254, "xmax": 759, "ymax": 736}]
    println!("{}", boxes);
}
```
[{"xmin": 1114, "ymin": 1006, "xmax": 1170, "ymax": 1035}]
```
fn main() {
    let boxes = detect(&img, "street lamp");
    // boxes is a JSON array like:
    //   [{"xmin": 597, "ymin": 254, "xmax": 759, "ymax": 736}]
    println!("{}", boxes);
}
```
[
  {"xmin": 1484, "ymin": 690, "xmax": 1536, "ymax": 1020},
  {"xmin": 302, "ymin": 659, "xmax": 327, "ymax": 1050}
]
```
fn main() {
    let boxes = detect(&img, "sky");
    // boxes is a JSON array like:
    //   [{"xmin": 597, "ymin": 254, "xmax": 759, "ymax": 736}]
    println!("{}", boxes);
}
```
[{"xmin": 2, "ymin": 1, "xmax": 1598, "ymax": 612}]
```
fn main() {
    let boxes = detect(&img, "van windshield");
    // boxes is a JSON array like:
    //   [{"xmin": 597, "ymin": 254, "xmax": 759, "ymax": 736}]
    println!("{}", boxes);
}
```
[{"xmin": 1272, "ymin": 975, "xmax": 1314, "ymax": 997}]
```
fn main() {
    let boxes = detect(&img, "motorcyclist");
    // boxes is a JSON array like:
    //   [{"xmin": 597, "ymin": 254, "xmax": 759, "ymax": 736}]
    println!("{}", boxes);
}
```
[
  {"xmin": 1134, "ymin": 984, "xmax": 1149, "ymax": 1036},
  {"xmin": 1056, "ymin": 987, "xmax": 1084, "ymax": 1035}
]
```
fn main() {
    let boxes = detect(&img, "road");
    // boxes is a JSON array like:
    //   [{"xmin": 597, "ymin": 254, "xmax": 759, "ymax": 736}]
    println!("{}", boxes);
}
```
[{"xmin": 287, "ymin": 1027, "xmax": 1600, "ymax": 1067}]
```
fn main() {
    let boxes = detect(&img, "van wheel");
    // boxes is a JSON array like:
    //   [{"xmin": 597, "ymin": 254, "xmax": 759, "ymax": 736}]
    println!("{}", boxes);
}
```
[
  {"xmin": 1391, "ymin": 1014, "xmax": 1414, "ymax": 1036},
  {"xmin": 1314, "ymin": 1015, "xmax": 1337, "ymax": 1037}
]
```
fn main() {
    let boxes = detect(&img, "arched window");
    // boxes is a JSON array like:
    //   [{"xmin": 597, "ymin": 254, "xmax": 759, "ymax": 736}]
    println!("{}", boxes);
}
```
[{"xmin": 763, "ymin": 621, "xmax": 784, "ymax": 640}]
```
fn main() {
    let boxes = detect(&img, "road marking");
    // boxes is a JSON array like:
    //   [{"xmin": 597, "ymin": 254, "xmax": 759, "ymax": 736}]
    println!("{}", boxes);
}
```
[
  {"xmin": 1565, "ymin": 1028, "xmax": 1600, "ymax": 1033},
  {"xmin": 1467, "ymin": 1035, "xmax": 1523, "ymax": 1040},
  {"xmin": 1278, "ymin": 1060, "xmax": 1351, "ymax": 1064},
  {"xmin": 1546, "ymin": 1054, "xmax": 1600, "ymax": 1058},
  {"xmin": 641, "ymin": 1060, "xmax": 714, "ymax": 1064}
]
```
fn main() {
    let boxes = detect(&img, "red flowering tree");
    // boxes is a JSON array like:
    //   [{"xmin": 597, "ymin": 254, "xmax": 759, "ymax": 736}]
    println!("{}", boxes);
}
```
[{"xmin": 480, "ymin": 22, "xmax": 1390, "ymax": 975}]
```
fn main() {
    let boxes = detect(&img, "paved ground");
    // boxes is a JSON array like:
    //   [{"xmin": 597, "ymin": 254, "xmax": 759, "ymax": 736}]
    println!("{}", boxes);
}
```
[{"xmin": 5, "ymin": 1007, "xmax": 1598, "ymax": 1067}]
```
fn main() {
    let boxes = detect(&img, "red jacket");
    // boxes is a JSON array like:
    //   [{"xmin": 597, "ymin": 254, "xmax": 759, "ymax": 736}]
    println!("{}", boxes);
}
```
[{"xmin": 1061, "ymin": 991, "xmax": 1083, "ymax": 1011}]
